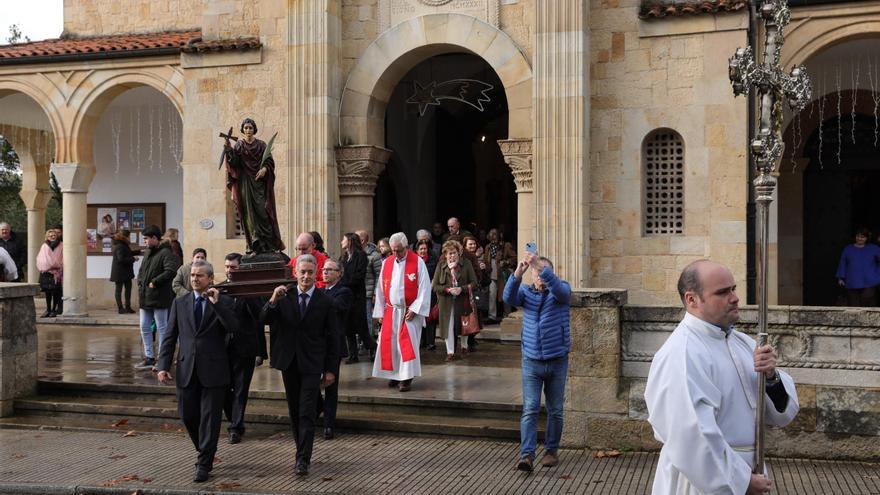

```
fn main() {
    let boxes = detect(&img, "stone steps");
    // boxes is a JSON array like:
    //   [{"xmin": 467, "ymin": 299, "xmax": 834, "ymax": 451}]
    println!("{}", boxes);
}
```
[{"xmin": 7, "ymin": 380, "xmax": 543, "ymax": 441}]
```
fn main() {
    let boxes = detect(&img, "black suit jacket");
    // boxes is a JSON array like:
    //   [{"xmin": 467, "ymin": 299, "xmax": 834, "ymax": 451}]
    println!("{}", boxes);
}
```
[
  {"xmin": 157, "ymin": 293, "xmax": 241, "ymax": 388},
  {"xmin": 261, "ymin": 287, "xmax": 338, "ymax": 375},
  {"xmin": 325, "ymin": 284, "xmax": 353, "ymax": 360},
  {"xmin": 228, "ymin": 297, "xmax": 269, "ymax": 359},
  {"xmin": 340, "ymin": 250, "xmax": 367, "ymax": 305}
]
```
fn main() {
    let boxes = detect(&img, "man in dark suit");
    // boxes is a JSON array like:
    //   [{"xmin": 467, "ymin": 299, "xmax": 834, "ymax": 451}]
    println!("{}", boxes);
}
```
[
  {"xmin": 262, "ymin": 254, "xmax": 338, "ymax": 476},
  {"xmin": 317, "ymin": 258, "xmax": 352, "ymax": 440},
  {"xmin": 222, "ymin": 252, "xmax": 268, "ymax": 444},
  {"xmin": 156, "ymin": 260, "xmax": 240, "ymax": 483}
]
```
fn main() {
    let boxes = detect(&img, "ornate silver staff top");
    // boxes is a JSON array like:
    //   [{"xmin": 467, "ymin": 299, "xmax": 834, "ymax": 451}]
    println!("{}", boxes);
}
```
[{"xmin": 728, "ymin": 0, "xmax": 811, "ymax": 475}]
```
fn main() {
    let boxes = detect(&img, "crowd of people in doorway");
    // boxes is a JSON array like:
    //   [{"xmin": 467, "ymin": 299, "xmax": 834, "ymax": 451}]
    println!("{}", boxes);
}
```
[{"xmin": 836, "ymin": 227, "xmax": 880, "ymax": 307}]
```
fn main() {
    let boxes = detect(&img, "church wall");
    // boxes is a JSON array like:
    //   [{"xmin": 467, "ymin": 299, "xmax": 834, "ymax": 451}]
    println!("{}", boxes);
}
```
[
  {"xmin": 589, "ymin": 4, "xmax": 749, "ymax": 304},
  {"xmin": 63, "ymin": 0, "xmax": 204, "ymax": 36}
]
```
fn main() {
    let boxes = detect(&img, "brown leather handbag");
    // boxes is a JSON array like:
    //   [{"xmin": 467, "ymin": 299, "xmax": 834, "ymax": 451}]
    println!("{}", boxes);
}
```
[{"xmin": 460, "ymin": 287, "xmax": 482, "ymax": 336}]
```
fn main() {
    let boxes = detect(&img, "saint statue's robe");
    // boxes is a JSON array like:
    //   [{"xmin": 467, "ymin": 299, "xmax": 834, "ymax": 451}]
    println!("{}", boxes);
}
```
[
  {"xmin": 224, "ymin": 138, "xmax": 285, "ymax": 254},
  {"xmin": 645, "ymin": 312, "xmax": 799, "ymax": 495},
  {"xmin": 371, "ymin": 251, "xmax": 431, "ymax": 381}
]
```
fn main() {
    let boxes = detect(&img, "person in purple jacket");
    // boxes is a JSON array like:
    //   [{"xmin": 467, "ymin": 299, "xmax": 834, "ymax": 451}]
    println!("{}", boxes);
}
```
[{"xmin": 836, "ymin": 227, "xmax": 880, "ymax": 306}]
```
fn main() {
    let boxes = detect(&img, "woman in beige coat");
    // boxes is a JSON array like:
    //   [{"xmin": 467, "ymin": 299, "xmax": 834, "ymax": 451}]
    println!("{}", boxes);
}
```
[{"xmin": 432, "ymin": 240, "xmax": 477, "ymax": 361}]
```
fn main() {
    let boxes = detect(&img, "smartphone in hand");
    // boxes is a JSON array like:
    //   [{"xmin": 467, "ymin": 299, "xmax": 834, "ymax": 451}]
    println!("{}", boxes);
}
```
[{"xmin": 525, "ymin": 242, "xmax": 537, "ymax": 254}]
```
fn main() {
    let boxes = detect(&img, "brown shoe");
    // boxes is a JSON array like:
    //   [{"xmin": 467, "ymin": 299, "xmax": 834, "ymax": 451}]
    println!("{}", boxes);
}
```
[
  {"xmin": 540, "ymin": 451, "xmax": 559, "ymax": 467},
  {"xmin": 445, "ymin": 354, "xmax": 455, "ymax": 362},
  {"xmin": 398, "ymin": 379, "xmax": 412, "ymax": 392},
  {"xmin": 516, "ymin": 455, "xmax": 534, "ymax": 472}
]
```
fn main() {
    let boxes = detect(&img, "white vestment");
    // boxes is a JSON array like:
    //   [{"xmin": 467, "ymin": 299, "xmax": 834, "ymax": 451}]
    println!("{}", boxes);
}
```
[
  {"xmin": 371, "ymin": 254, "xmax": 431, "ymax": 381},
  {"xmin": 645, "ymin": 312, "xmax": 799, "ymax": 495}
]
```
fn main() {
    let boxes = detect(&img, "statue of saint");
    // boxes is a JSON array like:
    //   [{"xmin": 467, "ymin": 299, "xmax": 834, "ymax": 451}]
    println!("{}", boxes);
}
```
[{"xmin": 223, "ymin": 118, "xmax": 286, "ymax": 255}]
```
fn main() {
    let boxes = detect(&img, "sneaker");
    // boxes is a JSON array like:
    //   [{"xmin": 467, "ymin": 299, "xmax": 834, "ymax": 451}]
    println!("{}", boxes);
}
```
[
  {"xmin": 516, "ymin": 455, "xmax": 534, "ymax": 472},
  {"xmin": 134, "ymin": 358, "xmax": 156, "ymax": 370},
  {"xmin": 540, "ymin": 451, "xmax": 559, "ymax": 467}
]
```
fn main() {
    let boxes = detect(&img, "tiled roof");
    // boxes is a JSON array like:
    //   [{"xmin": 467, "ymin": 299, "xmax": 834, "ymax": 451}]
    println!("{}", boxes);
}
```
[
  {"xmin": 639, "ymin": 0, "xmax": 747, "ymax": 18},
  {"xmin": 0, "ymin": 30, "xmax": 261, "ymax": 65}
]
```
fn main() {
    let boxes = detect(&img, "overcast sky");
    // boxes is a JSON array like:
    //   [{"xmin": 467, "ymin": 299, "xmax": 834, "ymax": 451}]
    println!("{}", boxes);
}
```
[{"xmin": 2, "ymin": 0, "xmax": 64, "ymax": 44}]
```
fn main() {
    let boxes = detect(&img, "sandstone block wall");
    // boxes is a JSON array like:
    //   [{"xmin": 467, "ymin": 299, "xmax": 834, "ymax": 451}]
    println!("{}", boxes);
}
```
[
  {"xmin": 63, "ymin": 0, "xmax": 204, "ymax": 36},
  {"xmin": 0, "ymin": 284, "xmax": 40, "ymax": 417}
]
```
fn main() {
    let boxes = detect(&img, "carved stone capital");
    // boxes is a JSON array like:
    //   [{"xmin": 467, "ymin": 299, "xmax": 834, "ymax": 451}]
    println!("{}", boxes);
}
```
[
  {"xmin": 498, "ymin": 138, "xmax": 533, "ymax": 193},
  {"xmin": 335, "ymin": 145, "xmax": 393, "ymax": 197}
]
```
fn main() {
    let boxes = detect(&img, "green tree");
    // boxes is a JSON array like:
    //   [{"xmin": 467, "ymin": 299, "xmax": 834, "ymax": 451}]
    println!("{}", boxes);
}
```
[{"xmin": 6, "ymin": 24, "xmax": 30, "ymax": 44}]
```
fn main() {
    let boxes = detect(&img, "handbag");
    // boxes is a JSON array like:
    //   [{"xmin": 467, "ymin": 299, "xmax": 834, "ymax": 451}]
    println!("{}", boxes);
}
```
[
  {"xmin": 39, "ymin": 272, "xmax": 56, "ymax": 291},
  {"xmin": 428, "ymin": 304, "xmax": 439, "ymax": 324},
  {"xmin": 473, "ymin": 285, "xmax": 490, "ymax": 312},
  {"xmin": 460, "ymin": 287, "xmax": 482, "ymax": 336}
]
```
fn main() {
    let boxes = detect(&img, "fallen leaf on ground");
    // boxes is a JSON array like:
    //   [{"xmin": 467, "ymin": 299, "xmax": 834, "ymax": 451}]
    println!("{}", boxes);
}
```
[
  {"xmin": 559, "ymin": 474, "xmax": 572, "ymax": 480},
  {"xmin": 593, "ymin": 450, "xmax": 621, "ymax": 458},
  {"xmin": 141, "ymin": 477, "xmax": 153, "ymax": 483},
  {"xmin": 322, "ymin": 477, "xmax": 333, "ymax": 482},
  {"xmin": 108, "ymin": 454, "xmax": 127, "ymax": 460},
  {"xmin": 122, "ymin": 430, "xmax": 138, "ymax": 437},
  {"xmin": 111, "ymin": 419, "xmax": 130, "ymax": 428},
  {"xmin": 10, "ymin": 453, "xmax": 26, "ymax": 459},
  {"xmin": 160, "ymin": 423, "xmax": 174, "ymax": 430},
  {"xmin": 120, "ymin": 474, "xmax": 140, "ymax": 481},
  {"xmin": 213, "ymin": 456, "xmax": 221, "ymax": 464},
  {"xmin": 217, "ymin": 482, "xmax": 241, "ymax": 489}
]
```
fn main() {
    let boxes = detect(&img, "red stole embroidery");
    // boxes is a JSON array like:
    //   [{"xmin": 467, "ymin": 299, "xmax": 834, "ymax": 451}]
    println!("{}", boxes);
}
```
[{"xmin": 380, "ymin": 250, "xmax": 419, "ymax": 370}]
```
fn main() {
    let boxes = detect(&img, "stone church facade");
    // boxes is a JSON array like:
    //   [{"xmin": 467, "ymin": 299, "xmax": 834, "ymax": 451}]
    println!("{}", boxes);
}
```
[{"xmin": 0, "ymin": 0, "xmax": 876, "ymax": 313}]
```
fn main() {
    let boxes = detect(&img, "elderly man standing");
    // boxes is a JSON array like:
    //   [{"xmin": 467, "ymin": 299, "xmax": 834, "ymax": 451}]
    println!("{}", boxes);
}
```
[
  {"xmin": 372, "ymin": 232, "xmax": 431, "ymax": 392},
  {"xmin": 441, "ymin": 217, "xmax": 471, "ymax": 243},
  {"xmin": 645, "ymin": 260, "xmax": 799, "ymax": 495},
  {"xmin": 0, "ymin": 222, "xmax": 25, "ymax": 281}
]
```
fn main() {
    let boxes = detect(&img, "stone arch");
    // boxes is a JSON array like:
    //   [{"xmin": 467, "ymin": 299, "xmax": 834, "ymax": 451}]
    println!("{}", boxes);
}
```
[
  {"xmin": 783, "ymin": 18, "xmax": 880, "ymax": 68},
  {"xmin": 339, "ymin": 13, "xmax": 533, "ymax": 146},
  {"xmin": 0, "ymin": 81, "xmax": 64, "ymax": 158},
  {"xmin": 70, "ymin": 69, "xmax": 184, "ymax": 167}
]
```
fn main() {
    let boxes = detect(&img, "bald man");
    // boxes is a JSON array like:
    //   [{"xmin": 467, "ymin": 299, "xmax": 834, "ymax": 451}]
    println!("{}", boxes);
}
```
[
  {"xmin": 645, "ymin": 260, "xmax": 799, "ymax": 495},
  {"xmin": 287, "ymin": 232, "xmax": 329, "ymax": 288}
]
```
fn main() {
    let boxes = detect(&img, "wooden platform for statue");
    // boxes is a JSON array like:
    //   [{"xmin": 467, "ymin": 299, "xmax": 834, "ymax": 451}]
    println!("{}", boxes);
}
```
[{"xmin": 215, "ymin": 260, "xmax": 293, "ymax": 297}]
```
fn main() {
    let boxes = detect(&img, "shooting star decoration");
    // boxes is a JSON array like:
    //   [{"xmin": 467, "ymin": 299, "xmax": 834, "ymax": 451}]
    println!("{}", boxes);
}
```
[{"xmin": 406, "ymin": 79, "xmax": 494, "ymax": 116}]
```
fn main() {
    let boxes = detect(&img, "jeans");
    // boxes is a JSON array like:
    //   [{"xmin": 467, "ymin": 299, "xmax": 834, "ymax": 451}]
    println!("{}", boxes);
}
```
[
  {"xmin": 520, "ymin": 354, "xmax": 568, "ymax": 458},
  {"xmin": 139, "ymin": 307, "xmax": 169, "ymax": 359}
]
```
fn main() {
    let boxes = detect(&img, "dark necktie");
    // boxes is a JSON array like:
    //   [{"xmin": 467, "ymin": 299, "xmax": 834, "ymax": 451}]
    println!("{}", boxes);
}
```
[
  {"xmin": 194, "ymin": 296, "xmax": 204, "ymax": 328},
  {"xmin": 299, "ymin": 293, "xmax": 308, "ymax": 317}
]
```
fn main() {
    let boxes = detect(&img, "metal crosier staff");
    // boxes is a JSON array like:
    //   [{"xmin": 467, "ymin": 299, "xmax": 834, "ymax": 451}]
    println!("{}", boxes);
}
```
[{"xmin": 728, "ymin": 0, "xmax": 811, "ymax": 474}]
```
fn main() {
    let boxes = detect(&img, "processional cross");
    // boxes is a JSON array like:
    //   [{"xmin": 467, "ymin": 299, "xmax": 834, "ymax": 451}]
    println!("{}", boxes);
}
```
[{"xmin": 728, "ymin": 0, "xmax": 811, "ymax": 474}]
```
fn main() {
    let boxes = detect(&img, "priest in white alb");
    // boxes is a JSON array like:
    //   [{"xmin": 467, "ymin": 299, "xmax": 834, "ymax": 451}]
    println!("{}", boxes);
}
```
[
  {"xmin": 372, "ymin": 232, "xmax": 431, "ymax": 392},
  {"xmin": 645, "ymin": 260, "xmax": 799, "ymax": 495}
]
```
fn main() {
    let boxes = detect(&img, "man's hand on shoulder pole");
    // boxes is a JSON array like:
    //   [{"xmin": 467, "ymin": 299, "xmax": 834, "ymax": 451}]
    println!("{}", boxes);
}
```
[
  {"xmin": 747, "ymin": 473, "xmax": 772, "ymax": 494},
  {"xmin": 269, "ymin": 285, "xmax": 288, "ymax": 305},
  {"xmin": 754, "ymin": 344, "xmax": 778, "ymax": 379}
]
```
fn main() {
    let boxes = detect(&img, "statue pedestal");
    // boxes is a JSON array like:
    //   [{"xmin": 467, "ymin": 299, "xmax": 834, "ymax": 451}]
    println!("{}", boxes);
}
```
[{"xmin": 216, "ymin": 253, "xmax": 294, "ymax": 298}]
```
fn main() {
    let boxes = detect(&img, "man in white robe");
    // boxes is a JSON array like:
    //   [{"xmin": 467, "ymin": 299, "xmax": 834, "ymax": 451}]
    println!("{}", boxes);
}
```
[
  {"xmin": 645, "ymin": 260, "xmax": 799, "ymax": 495},
  {"xmin": 372, "ymin": 232, "xmax": 431, "ymax": 391}
]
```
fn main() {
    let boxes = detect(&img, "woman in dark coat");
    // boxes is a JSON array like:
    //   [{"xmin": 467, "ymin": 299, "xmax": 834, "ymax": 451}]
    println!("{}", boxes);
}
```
[
  {"xmin": 110, "ymin": 229, "xmax": 137, "ymax": 314},
  {"xmin": 416, "ymin": 238, "xmax": 439, "ymax": 350},
  {"xmin": 340, "ymin": 232, "xmax": 375, "ymax": 363},
  {"xmin": 432, "ymin": 240, "xmax": 477, "ymax": 361}
]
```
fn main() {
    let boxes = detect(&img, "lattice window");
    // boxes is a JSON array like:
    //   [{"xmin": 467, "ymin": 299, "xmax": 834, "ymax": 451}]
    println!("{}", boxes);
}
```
[{"xmin": 643, "ymin": 129, "xmax": 684, "ymax": 235}]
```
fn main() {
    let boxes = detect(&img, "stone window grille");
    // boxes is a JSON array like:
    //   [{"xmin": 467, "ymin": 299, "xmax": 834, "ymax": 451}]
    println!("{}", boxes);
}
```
[{"xmin": 643, "ymin": 129, "xmax": 684, "ymax": 235}]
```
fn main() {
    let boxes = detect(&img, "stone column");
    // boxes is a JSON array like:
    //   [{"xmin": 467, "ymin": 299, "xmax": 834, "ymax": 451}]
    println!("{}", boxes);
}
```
[
  {"xmin": 51, "ymin": 162, "xmax": 95, "ymax": 317},
  {"xmin": 498, "ymin": 138, "xmax": 534, "ymax": 250},
  {"xmin": 18, "ymin": 190, "xmax": 49, "ymax": 284},
  {"xmin": 563, "ymin": 288, "xmax": 628, "ymax": 448},
  {"xmin": 0, "ymin": 283, "xmax": 40, "ymax": 417},
  {"xmin": 287, "ymin": 0, "xmax": 343, "ymax": 241},
  {"xmin": 534, "ymin": 1, "xmax": 589, "ymax": 287},
  {"xmin": 335, "ymin": 145, "xmax": 392, "ymax": 238}
]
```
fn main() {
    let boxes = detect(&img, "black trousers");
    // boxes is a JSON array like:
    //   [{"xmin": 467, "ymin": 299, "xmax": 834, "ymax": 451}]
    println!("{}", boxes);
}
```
[
  {"xmin": 317, "ymin": 358, "xmax": 343, "ymax": 429},
  {"xmin": 846, "ymin": 287, "xmax": 876, "ymax": 307},
  {"xmin": 43, "ymin": 288, "xmax": 62, "ymax": 312},
  {"xmin": 176, "ymin": 367, "xmax": 226, "ymax": 469},
  {"xmin": 223, "ymin": 354, "xmax": 256, "ymax": 435},
  {"xmin": 114, "ymin": 280, "xmax": 132, "ymax": 309},
  {"xmin": 280, "ymin": 367, "xmax": 322, "ymax": 464}
]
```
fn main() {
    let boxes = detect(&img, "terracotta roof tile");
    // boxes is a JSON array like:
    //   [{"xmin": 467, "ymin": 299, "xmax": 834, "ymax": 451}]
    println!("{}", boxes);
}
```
[
  {"xmin": 0, "ymin": 30, "xmax": 261, "ymax": 64},
  {"xmin": 639, "ymin": 0, "xmax": 747, "ymax": 18}
]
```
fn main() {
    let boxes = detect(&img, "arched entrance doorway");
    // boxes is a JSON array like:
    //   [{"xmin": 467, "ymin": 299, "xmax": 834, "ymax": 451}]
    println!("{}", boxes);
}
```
[{"xmin": 374, "ymin": 53, "xmax": 515, "ymax": 241}]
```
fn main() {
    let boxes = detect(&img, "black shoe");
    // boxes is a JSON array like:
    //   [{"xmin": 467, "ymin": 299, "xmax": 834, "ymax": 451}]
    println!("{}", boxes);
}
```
[
  {"xmin": 118, "ymin": 307, "xmax": 127, "ymax": 314},
  {"xmin": 193, "ymin": 465, "xmax": 210, "ymax": 482},
  {"xmin": 40, "ymin": 310, "xmax": 51, "ymax": 318},
  {"xmin": 387, "ymin": 379, "xmax": 399, "ymax": 388},
  {"xmin": 295, "ymin": 460, "xmax": 309, "ymax": 476},
  {"xmin": 345, "ymin": 356, "xmax": 359, "ymax": 364},
  {"xmin": 229, "ymin": 431, "xmax": 242, "ymax": 444},
  {"xmin": 134, "ymin": 357, "xmax": 156, "ymax": 370},
  {"xmin": 125, "ymin": 307, "xmax": 136, "ymax": 314},
  {"xmin": 323, "ymin": 427, "xmax": 334, "ymax": 440}
]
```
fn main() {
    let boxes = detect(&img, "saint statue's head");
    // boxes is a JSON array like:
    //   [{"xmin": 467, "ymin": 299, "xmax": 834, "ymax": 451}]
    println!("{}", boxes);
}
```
[{"xmin": 240, "ymin": 118, "xmax": 258, "ymax": 136}]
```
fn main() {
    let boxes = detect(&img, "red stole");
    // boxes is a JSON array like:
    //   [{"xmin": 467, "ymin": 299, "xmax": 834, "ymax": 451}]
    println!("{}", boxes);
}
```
[{"xmin": 380, "ymin": 250, "xmax": 419, "ymax": 370}]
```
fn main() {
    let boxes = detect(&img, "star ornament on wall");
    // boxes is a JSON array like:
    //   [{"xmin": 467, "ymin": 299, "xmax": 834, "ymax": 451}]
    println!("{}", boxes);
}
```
[{"xmin": 406, "ymin": 79, "xmax": 494, "ymax": 116}]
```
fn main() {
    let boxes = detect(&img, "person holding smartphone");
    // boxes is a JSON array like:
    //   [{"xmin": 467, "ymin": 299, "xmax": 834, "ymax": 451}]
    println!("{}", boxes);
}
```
[{"xmin": 503, "ymin": 244, "xmax": 571, "ymax": 472}]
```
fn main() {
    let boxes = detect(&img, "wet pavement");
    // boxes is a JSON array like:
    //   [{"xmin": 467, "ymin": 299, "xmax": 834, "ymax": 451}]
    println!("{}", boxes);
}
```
[{"xmin": 37, "ymin": 324, "xmax": 523, "ymax": 404}]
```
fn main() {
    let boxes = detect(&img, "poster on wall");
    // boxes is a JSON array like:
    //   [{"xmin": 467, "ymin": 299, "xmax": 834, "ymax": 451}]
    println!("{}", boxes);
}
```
[
  {"xmin": 97, "ymin": 207, "xmax": 117, "ymax": 237},
  {"xmin": 117, "ymin": 211, "xmax": 130, "ymax": 231},
  {"xmin": 132, "ymin": 208, "xmax": 145, "ymax": 230},
  {"xmin": 86, "ymin": 229, "xmax": 97, "ymax": 249}
]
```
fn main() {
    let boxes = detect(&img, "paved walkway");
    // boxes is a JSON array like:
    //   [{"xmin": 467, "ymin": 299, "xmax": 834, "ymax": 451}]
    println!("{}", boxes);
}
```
[{"xmin": 1, "ymin": 428, "xmax": 879, "ymax": 494}]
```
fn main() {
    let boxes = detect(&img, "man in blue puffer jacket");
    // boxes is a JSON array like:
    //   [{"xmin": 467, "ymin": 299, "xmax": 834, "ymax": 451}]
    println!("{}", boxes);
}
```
[{"xmin": 503, "ymin": 251, "xmax": 571, "ymax": 473}]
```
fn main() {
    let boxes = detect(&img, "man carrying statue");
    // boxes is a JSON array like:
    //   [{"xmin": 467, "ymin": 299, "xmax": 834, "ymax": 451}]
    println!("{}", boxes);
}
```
[{"xmin": 223, "ymin": 118, "xmax": 286, "ymax": 255}]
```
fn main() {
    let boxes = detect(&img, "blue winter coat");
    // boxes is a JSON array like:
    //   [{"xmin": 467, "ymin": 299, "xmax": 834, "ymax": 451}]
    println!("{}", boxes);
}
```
[{"xmin": 503, "ymin": 266, "xmax": 571, "ymax": 360}]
